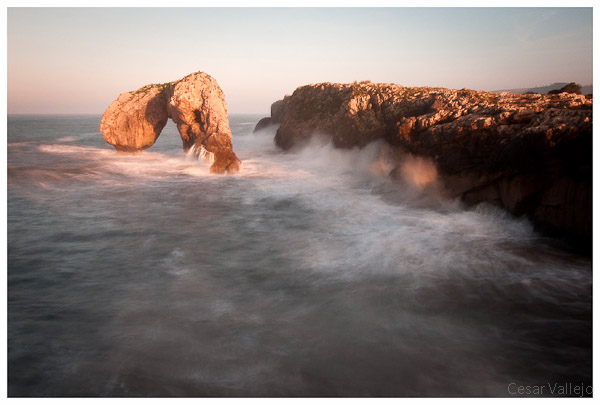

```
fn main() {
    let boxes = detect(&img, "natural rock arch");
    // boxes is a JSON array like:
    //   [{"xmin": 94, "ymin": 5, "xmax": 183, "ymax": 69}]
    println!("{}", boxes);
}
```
[{"xmin": 100, "ymin": 72, "xmax": 241, "ymax": 174}]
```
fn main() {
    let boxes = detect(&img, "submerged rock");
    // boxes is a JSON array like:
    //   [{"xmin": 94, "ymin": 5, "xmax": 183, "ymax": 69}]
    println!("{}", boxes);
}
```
[
  {"xmin": 100, "ymin": 72, "xmax": 241, "ymax": 174},
  {"xmin": 265, "ymin": 82, "xmax": 592, "ymax": 247},
  {"xmin": 253, "ymin": 117, "xmax": 274, "ymax": 133},
  {"xmin": 253, "ymin": 95, "xmax": 291, "ymax": 133}
]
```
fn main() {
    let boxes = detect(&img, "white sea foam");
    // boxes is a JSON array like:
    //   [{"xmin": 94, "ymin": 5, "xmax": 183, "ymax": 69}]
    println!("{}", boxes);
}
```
[
  {"xmin": 37, "ymin": 143, "xmax": 214, "ymax": 181},
  {"xmin": 186, "ymin": 144, "xmax": 215, "ymax": 166},
  {"xmin": 8, "ymin": 116, "xmax": 591, "ymax": 396}
]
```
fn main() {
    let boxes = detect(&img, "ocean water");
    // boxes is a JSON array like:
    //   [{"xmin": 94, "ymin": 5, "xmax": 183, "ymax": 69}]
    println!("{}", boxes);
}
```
[{"xmin": 7, "ymin": 114, "xmax": 592, "ymax": 397}]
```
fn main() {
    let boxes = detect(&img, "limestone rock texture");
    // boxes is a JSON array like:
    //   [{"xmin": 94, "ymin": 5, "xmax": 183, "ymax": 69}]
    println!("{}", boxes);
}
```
[
  {"xmin": 263, "ymin": 82, "xmax": 592, "ymax": 248},
  {"xmin": 100, "ymin": 72, "xmax": 241, "ymax": 174},
  {"xmin": 99, "ymin": 84, "xmax": 169, "ymax": 153}
]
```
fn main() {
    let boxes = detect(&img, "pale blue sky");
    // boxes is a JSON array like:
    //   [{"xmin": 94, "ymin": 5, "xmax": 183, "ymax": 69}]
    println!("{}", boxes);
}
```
[{"xmin": 7, "ymin": 7, "xmax": 593, "ymax": 114}]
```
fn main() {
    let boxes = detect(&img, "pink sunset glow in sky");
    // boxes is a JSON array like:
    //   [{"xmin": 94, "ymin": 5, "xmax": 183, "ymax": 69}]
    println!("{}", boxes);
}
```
[{"xmin": 7, "ymin": 7, "xmax": 593, "ymax": 114}]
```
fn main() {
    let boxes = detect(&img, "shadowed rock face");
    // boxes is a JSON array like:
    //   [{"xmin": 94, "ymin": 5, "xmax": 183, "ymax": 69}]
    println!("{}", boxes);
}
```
[
  {"xmin": 259, "ymin": 82, "xmax": 592, "ymax": 248},
  {"xmin": 253, "ymin": 117, "xmax": 274, "ymax": 132},
  {"xmin": 100, "ymin": 72, "xmax": 240, "ymax": 174}
]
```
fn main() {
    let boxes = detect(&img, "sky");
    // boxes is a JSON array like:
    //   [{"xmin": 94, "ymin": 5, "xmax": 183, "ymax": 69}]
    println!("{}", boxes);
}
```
[{"xmin": 7, "ymin": 7, "xmax": 593, "ymax": 114}]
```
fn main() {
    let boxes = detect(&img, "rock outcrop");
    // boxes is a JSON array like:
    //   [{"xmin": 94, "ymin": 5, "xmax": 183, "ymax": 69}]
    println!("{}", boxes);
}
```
[
  {"xmin": 253, "ymin": 117, "xmax": 274, "ymax": 132},
  {"xmin": 258, "ymin": 82, "xmax": 592, "ymax": 249},
  {"xmin": 252, "ymin": 97, "xmax": 291, "ymax": 133},
  {"xmin": 100, "ymin": 72, "xmax": 241, "ymax": 174},
  {"xmin": 100, "ymin": 84, "xmax": 170, "ymax": 152}
]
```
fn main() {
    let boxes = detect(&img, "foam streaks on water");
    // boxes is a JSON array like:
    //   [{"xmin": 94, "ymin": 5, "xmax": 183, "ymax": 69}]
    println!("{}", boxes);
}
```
[{"xmin": 7, "ymin": 115, "xmax": 591, "ymax": 397}]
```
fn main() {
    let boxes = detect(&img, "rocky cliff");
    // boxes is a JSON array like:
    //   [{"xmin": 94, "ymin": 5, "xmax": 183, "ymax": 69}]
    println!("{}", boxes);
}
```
[
  {"xmin": 100, "ymin": 72, "xmax": 241, "ymax": 174},
  {"xmin": 258, "ymin": 82, "xmax": 592, "ymax": 248}
]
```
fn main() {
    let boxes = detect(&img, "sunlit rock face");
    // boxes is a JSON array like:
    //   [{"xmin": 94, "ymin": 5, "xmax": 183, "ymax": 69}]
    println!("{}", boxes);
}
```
[
  {"xmin": 100, "ymin": 72, "xmax": 241, "ymax": 174},
  {"xmin": 261, "ymin": 82, "xmax": 592, "ymax": 246},
  {"xmin": 99, "ymin": 84, "xmax": 170, "ymax": 153}
]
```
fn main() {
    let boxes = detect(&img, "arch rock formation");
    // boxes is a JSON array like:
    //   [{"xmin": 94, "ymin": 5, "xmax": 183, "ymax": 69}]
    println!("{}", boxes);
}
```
[{"xmin": 100, "ymin": 72, "xmax": 241, "ymax": 174}]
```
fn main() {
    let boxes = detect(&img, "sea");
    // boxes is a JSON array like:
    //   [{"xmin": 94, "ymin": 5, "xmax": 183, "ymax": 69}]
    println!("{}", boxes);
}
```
[{"xmin": 7, "ymin": 114, "xmax": 592, "ymax": 397}]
